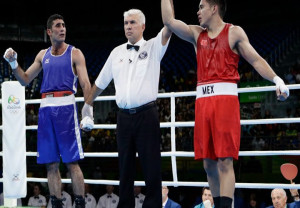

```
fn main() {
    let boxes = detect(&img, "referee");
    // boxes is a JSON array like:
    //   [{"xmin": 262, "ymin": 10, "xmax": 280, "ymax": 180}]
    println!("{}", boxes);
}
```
[{"xmin": 82, "ymin": 8, "xmax": 172, "ymax": 208}]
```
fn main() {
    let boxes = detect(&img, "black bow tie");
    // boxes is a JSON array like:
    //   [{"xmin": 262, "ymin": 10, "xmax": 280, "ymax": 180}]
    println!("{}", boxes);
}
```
[
  {"xmin": 34, "ymin": 196, "xmax": 39, "ymax": 199},
  {"xmin": 135, "ymin": 195, "xmax": 139, "ymax": 198},
  {"xmin": 107, "ymin": 195, "xmax": 112, "ymax": 198},
  {"xmin": 127, "ymin": 44, "xmax": 139, "ymax": 51}
]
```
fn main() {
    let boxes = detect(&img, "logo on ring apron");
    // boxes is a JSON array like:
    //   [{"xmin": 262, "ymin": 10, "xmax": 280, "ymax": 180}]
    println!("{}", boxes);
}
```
[
  {"xmin": 7, "ymin": 95, "xmax": 21, "ymax": 114},
  {"xmin": 12, "ymin": 173, "xmax": 20, "ymax": 181},
  {"xmin": 138, "ymin": 51, "xmax": 148, "ymax": 60}
]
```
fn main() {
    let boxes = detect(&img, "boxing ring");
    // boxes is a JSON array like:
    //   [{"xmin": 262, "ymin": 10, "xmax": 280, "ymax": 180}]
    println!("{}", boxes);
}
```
[{"xmin": 1, "ymin": 83, "xmax": 300, "ymax": 200}]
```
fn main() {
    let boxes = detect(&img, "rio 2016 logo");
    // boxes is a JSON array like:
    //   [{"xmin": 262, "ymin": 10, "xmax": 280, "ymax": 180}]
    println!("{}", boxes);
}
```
[
  {"xmin": 7, "ymin": 95, "xmax": 21, "ymax": 114},
  {"xmin": 8, "ymin": 95, "xmax": 20, "ymax": 105}
]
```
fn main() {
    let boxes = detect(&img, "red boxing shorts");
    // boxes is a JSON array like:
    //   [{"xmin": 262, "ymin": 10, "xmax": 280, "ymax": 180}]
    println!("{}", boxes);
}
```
[{"xmin": 194, "ymin": 82, "xmax": 240, "ymax": 160}]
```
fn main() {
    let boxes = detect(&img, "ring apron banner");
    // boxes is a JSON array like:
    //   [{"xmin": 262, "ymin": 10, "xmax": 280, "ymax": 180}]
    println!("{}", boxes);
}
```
[{"xmin": 1, "ymin": 81, "xmax": 27, "ymax": 198}]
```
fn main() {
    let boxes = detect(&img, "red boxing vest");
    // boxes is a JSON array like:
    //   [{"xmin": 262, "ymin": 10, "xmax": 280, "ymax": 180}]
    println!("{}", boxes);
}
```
[{"xmin": 196, "ymin": 23, "xmax": 240, "ymax": 85}]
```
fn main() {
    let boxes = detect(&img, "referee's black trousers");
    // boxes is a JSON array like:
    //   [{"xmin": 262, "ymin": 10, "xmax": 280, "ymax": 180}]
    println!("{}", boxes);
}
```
[{"xmin": 116, "ymin": 104, "xmax": 162, "ymax": 208}]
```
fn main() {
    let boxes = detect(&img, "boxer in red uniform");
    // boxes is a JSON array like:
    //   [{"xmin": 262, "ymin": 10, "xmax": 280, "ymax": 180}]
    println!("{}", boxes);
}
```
[{"xmin": 161, "ymin": 0, "xmax": 289, "ymax": 207}]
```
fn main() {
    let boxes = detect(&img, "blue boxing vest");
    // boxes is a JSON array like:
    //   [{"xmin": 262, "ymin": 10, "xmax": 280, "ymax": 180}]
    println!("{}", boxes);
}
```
[{"xmin": 40, "ymin": 45, "xmax": 78, "ymax": 93}]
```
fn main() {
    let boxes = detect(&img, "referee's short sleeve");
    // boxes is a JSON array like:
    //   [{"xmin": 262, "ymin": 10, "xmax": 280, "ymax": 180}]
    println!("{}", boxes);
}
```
[
  {"xmin": 154, "ymin": 28, "xmax": 171, "ymax": 60},
  {"xmin": 95, "ymin": 52, "xmax": 113, "ymax": 90}
]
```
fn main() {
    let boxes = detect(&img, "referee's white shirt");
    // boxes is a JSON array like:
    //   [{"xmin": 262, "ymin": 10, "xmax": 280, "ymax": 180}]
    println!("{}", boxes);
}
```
[
  {"xmin": 48, "ymin": 191, "xmax": 72, "ymax": 208},
  {"xmin": 72, "ymin": 193, "xmax": 97, "ymax": 208},
  {"xmin": 28, "ymin": 194, "xmax": 47, "ymax": 207},
  {"xmin": 135, "ymin": 193, "xmax": 145, "ymax": 208},
  {"xmin": 96, "ymin": 193, "xmax": 119, "ymax": 208},
  {"xmin": 84, "ymin": 193, "xmax": 97, "ymax": 208},
  {"xmin": 95, "ymin": 29, "xmax": 170, "ymax": 109}
]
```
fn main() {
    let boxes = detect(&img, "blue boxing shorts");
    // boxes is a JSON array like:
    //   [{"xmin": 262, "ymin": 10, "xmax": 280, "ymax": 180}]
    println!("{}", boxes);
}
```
[{"xmin": 37, "ymin": 94, "xmax": 84, "ymax": 164}]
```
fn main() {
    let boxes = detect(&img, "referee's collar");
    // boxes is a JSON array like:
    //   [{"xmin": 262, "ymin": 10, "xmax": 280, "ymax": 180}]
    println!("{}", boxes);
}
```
[{"xmin": 127, "ymin": 38, "xmax": 145, "ymax": 48}]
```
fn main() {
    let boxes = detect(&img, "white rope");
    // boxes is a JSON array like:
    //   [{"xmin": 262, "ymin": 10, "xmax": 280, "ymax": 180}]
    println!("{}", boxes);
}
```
[
  {"xmin": 1, "ymin": 117, "xmax": 298, "ymax": 131},
  {"xmin": 170, "ymin": 94, "xmax": 179, "ymax": 184},
  {"xmin": 0, "ymin": 83, "xmax": 298, "ymax": 105},
  {"xmin": 2, "ymin": 117, "xmax": 300, "ymax": 131},
  {"xmin": 1, "ymin": 150, "xmax": 297, "ymax": 158}
]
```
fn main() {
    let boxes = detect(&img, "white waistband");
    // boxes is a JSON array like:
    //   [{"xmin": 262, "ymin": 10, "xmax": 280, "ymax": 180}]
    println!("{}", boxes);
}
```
[
  {"xmin": 40, "ymin": 94, "xmax": 75, "ymax": 108},
  {"xmin": 196, "ymin": 82, "xmax": 238, "ymax": 99}
]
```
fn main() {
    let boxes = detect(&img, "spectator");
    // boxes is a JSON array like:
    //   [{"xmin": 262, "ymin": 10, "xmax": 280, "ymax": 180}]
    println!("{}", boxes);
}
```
[
  {"xmin": 134, "ymin": 186, "xmax": 145, "ymax": 208},
  {"xmin": 251, "ymin": 136, "xmax": 265, "ymax": 151},
  {"xmin": 96, "ymin": 185, "xmax": 119, "ymax": 208},
  {"xmin": 48, "ymin": 183, "xmax": 72, "ymax": 208},
  {"xmin": 162, "ymin": 186, "xmax": 181, "ymax": 208},
  {"xmin": 267, "ymin": 187, "xmax": 300, "ymax": 208},
  {"xmin": 246, "ymin": 192, "xmax": 265, "ymax": 208},
  {"xmin": 73, "ymin": 184, "xmax": 96, "ymax": 208},
  {"xmin": 194, "ymin": 187, "xmax": 215, "ymax": 208},
  {"xmin": 28, "ymin": 183, "xmax": 47, "ymax": 207},
  {"xmin": 284, "ymin": 66, "xmax": 296, "ymax": 84}
]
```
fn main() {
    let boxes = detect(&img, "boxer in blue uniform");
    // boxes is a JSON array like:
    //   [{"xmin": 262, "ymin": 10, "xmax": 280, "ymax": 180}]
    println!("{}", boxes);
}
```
[
  {"xmin": 38, "ymin": 44, "xmax": 84, "ymax": 164},
  {"xmin": 3, "ymin": 14, "xmax": 91, "ymax": 208}
]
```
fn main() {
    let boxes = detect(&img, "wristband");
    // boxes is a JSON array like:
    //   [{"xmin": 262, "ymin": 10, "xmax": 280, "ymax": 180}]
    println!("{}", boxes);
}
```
[
  {"xmin": 8, "ymin": 60, "xmax": 18, "ymax": 70},
  {"xmin": 273, "ymin": 76, "xmax": 284, "ymax": 85},
  {"xmin": 82, "ymin": 103, "xmax": 93, "ymax": 118}
]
